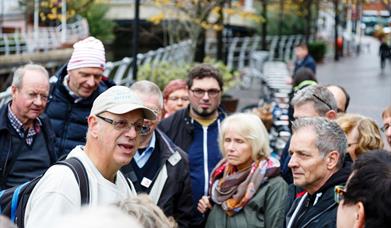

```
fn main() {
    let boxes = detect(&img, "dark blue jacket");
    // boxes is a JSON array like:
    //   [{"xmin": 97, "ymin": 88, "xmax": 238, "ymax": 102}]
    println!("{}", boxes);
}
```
[
  {"xmin": 294, "ymin": 54, "xmax": 316, "ymax": 74},
  {"xmin": 159, "ymin": 106, "xmax": 226, "ymax": 226},
  {"xmin": 0, "ymin": 103, "xmax": 57, "ymax": 189},
  {"xmin": 45, "ymin": 64, "xmax": 114, "ymax": 158}
]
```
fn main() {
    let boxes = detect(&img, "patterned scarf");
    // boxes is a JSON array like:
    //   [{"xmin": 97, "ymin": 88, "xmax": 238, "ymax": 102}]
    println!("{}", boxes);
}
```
[{"xmin": 209, "ymin": 157, "xmax": 281, "ymax": 216}]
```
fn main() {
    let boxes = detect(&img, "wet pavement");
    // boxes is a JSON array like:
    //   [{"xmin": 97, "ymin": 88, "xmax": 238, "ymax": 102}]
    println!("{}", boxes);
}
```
[{"xmin": 317, "ymin": 36, "xmax": 391, "ymax": 125}]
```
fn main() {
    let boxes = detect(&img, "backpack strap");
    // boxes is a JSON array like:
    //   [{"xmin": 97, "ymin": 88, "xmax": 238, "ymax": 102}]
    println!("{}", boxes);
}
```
[{"xmin": 57, "ymin": 157, "xmax": 90, "ymax": 205}]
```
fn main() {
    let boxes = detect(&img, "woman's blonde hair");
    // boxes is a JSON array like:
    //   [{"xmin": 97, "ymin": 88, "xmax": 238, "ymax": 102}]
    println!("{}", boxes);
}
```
[
  {"xmin": 218, "ymin": 113, "xmax": 270, "ymax": 161},
  {"xmin": 336, "ymin": 113, "xmax": 384, "ymax": 157}
]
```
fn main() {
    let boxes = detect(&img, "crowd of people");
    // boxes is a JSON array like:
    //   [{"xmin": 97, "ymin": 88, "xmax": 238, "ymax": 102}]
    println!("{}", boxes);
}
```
[{"xmin": 0, "ymin": 36, "xmax": 390, "ymax": 228}]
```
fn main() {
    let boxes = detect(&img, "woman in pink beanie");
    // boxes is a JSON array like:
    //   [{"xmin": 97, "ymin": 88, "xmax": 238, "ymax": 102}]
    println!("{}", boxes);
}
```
[{"xmin": 162, "ymin": 79, "xmax": 189, "ymax": 118}]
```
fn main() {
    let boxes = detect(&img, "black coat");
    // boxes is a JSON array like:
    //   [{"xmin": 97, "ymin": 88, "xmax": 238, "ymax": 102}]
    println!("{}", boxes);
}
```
[
  {"xmin": 45, "ymin": 64, "xmax": 114, "ymax": 157},
  {"xmin": 285, "ymin": 161, "xmax": 351, "ymax": 228},
  {"xmin": 121, "ymin": 129, "xmax": 193, "ymax": 228},
  {"xmin": 0, "ymin": 103, "xmax": 57, "ymax": 189},
  {"xmin": 158, "ymin": 106, "xmax": 226, "ymax": 152}
]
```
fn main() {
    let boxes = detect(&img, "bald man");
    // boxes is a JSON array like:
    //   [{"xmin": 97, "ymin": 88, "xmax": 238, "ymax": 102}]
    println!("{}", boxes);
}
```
[{"xmin": 327, "ymin": 85, "xmax": 350, "ymax": 113}]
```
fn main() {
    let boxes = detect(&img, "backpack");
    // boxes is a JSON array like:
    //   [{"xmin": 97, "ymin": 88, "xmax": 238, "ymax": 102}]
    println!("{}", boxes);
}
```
[{"xmin": 0, "ymin": 157, "xmax": 90, "ymax": 228}]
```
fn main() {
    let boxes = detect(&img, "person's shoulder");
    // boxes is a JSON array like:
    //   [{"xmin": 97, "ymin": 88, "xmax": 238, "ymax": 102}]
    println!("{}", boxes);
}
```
[{"xmin": 159, "ymin": 108, "xmax": 186, "ymax": 128}]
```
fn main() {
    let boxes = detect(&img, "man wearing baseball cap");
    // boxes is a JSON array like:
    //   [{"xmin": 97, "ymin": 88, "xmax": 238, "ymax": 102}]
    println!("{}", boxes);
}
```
[
  {"xmin": 24, "ymin": 86, "xmax": 156, "ymax": 228},
  {"xmin": 45, "ymin": 36, "xmax": 115, "ymax": 158}
]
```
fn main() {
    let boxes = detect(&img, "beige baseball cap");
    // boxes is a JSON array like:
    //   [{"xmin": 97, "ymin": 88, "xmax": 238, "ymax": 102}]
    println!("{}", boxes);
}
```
[{"xmin": 90, "ymin": 86, "xmax": 156, "ymax": 120}]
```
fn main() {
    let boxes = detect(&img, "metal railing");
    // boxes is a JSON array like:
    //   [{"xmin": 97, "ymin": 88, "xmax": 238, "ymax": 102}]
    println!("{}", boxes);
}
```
[{"xmin": 0, "ymin": 17, "xmax": 89, "ymax": 55}]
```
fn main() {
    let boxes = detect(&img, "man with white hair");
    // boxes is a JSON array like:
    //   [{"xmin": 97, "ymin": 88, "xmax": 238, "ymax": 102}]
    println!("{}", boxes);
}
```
[
  {"xmin": 45, "ymin": 36, "xmax": 115, "ymax": 158},
  {"xmin": 24, "ymin": 86, "xmax": 156, "ymax": 228},
  {"xmin": 0, "ymin": 64, "xmax": 57, "ymax": 190}
]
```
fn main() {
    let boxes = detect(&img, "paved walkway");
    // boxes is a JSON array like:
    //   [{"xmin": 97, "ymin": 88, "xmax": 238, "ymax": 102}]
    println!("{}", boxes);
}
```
[
  {"xmin": 228, "ymin": 35, "xmax": 390, "ymax": 149},
  {"xmin": 317, "ymin": 36, "xmax": 391, "ymax": 125}
]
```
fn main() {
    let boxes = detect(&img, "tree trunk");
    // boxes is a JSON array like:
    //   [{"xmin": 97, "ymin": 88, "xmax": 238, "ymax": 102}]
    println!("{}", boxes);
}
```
[
  {"xmin": 194, "ymin": 29, "xmax": 206, "ymax": 62},
  {"xmin": 334, "ymin": 0, "xmax": 339, "ymax": 61},
  {"xmin": 261, "ymin": 0, "xmax": 267, "ymax": 50},
  {"xmin": 216, "ymin": 1, "xmax": 224, "ymax": 61}
]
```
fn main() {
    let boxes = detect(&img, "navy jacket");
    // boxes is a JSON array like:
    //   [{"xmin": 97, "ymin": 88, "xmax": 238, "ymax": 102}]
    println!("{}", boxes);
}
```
[
  {"xmin": 45, "ymin": 64, "xmax": 114, "ymax": 158},
  {"xmin": 159, "ymin": 106, "xmax": 226, "ymax": 225},
  {"xmin": 0, "ymin": 103, "xmax": 57, "ymax": 189},
  {"xmin": 122, "ymin": 129, "xmax": 193, "ymax": 228},
  {"xmin": 294, "ymin": 54, "xmax": 316, "ymax": 74}
]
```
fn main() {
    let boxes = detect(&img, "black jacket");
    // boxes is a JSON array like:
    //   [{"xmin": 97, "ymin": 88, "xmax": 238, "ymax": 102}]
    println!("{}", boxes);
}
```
[
  {"xmin": 121, "ymin": 129, "xmax": 193, "ymax": 228},
  {"xmin": 45, "ymin": 64, "xmax": 114, "ymax": 157},
  {"xmin": 285, "ymin": 161, "xmax": 351, "ymax": 228},
  {"xmin": 158, "ymin": 106, "xmax": 226, "ymax": 152},
  {"xmin": 0, "ymin": 103, "xmax": 57, "ymax": 189}
]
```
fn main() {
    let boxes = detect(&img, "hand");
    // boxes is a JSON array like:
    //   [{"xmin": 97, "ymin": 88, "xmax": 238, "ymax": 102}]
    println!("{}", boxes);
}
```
[{"xmin": 197, "ymin": 196, "xmax": 212, "ymax": 214}]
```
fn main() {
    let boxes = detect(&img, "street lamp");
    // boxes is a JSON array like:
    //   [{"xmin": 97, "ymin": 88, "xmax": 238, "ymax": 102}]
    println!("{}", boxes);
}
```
[{"xmin": 132, "ymin": 0, "xmax": 140, "ymax": 80}]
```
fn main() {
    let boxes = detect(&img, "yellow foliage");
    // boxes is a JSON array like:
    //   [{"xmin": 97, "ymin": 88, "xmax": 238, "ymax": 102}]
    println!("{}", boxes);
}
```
[{"xmin": 148, "ymin": 12, "xmax": 165, "ymax": 25}]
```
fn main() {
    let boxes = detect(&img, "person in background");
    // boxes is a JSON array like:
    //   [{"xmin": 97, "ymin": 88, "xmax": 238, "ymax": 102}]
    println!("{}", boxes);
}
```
[
  {"xmin": 24, "ymin": 86, "xmax": 156, "ymax": 228},
  {"xmin": 336, "ymin": 113, "xmax": 383, "ymax": 161},
  {"xmin": 198, "ymin": 113, "xmax": 288, "ymax": 228},
  {"xmin": 336, "ymin": 149, "xmax": 391, "ymax": 228},
  {"xmin": 162, "ymin": 79, "xmax": 189, "ymax": 118},
  {"xmin": 381, "ymin": 106, "xmax": 391, "ymax": 147},
  {"xmin": 326, "ymin": 84, "xmax": 350, "ymax": 113},
  {"xmin": 123, "ymin": 80, "xmax": 192, "ymax": 228},
  {"xmin": 0, "ymin": 64, "xmax": 57, "ymax": 190},
  {"xmin": 45, "ymin": 36, "xmax": 114, "ymax": 158},
  {"xmin": 286, "ymin": 117, "xmax": 350, "ymax": 228},
  {"xmin": 159, "ymin": 64, "xmax": 226, "ymax": 227},
  {"xmin": 117, "ymin": 194, "xmax": 178, "ymax": 228},
  {"xmin": 293, "ymin": 43, "xmax": 316, "ymax": 74}
]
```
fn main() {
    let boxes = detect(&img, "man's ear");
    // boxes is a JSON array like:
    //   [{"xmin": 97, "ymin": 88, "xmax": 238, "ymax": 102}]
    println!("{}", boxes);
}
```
[
  {"xmin": 326, "ymin": 150, "xmax": 340, "ymax": 170},
  {"xmin": 88, "ymin": 115, "xmax": 99, "ymax": 138},
  {"xmin": 11, "ymin": 85, "xmax": 18, "ymax": 98},
  {"xmin": 325, "ymin": 110, "xmax": 337, "ymax": 120},
  {"xmin": 354, "ymin": 202, "xmax": 365, "ymax": 228}
]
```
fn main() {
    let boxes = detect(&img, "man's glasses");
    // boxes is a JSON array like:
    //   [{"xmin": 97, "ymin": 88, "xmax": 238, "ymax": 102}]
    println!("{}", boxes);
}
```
[
  {"xmin": 381, "ymin": 123, "xmax": 390, "ymax": 132},
  {"xmin": 190, "ymin": 89, "xmax": 220, "ymax": 98},
  {"xmin": 96, "ymin": 115, "xmax": 143, "ymax": 133},
  {"xmin": 334, "ymin": 185, "xmax": 346, "ymax": 204},
  {"xmin": 312, "ymin": 94, "xmax": 333, "ymax": 110},
  {"xmin": 168, "ymin": 96, "xmax": 189, "ymax": 102}
]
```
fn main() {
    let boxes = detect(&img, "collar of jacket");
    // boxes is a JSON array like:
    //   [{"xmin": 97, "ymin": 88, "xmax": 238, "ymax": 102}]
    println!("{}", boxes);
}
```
[{"xmin": 155, "ymin": 128, "xmax": 183, "ymax": 167}]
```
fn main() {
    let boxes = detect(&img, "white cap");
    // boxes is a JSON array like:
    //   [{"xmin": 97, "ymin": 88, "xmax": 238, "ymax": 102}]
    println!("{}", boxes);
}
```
[{"xmin": 90, "ymin": 86, "xmax": 156, "ymax": 120}]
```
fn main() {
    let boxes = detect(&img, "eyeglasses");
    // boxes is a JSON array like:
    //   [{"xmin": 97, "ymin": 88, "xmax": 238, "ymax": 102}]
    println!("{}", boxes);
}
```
[
  {"xmin": 190, "ymin": 89, "xmax": 221, "ymax": 98},
  {"xmin": 168, "ymin": 96, "xmax": 189, "ymax": 102},
  {"xmin": 312, "ymin": 94, "xmax": 332, "ymax": 110},
  {"xmin": 23, "ymin": 91, "xmax": 48, "ymax": 102},
  {"xmin": 96, "ymin": 115, "xmax": 143, "ymax": 133},
  {"xmin": 334, "ymin": 185, "xmax": 346, "ymax": 204},
  {"xmin": 381, "ymin": 124, "xmax": 390, "ymax": 132}
]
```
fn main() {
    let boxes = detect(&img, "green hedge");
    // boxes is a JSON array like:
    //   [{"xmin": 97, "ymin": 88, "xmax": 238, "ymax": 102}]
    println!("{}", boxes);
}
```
[{"xmin": 308, "ymin": 41, "xmax": 327, "ymax": 62}]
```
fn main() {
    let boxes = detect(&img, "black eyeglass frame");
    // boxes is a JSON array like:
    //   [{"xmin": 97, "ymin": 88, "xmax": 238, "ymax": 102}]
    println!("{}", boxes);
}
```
[
  {"xmin": 190, "ymin": 88, "xmax": 221, "ymax": 98},
  {"xmin": 312, "ymin": 94, "xmax": 333, "ymax": 111},
  {"xmin": 96, "ymin": 115, "xmax": 143, "ymax": 133}
]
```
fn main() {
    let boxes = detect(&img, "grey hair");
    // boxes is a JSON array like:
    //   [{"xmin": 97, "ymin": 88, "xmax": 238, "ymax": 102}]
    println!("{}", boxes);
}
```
[
  {"xmin": 291, "ymin": 85, "xmax": 338, "ymax": 116},
  {"xmin": 130, "ymin": 80, "xmax": 164, "ymax": 109},
  {"xmin": 117, "ymin": 194, "xmax": 177, "ymax": 228},
  {"xmin": 12, "ymin": 64, "xmax": 49, "ymax": 88},
  {"xmin": 292, "ymin": 117, "xmax": 347, "ymax": 168}
]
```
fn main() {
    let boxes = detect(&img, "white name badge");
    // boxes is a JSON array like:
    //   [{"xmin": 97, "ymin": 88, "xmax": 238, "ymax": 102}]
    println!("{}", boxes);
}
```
[{"xmin": 141, "ymin": 177, "xmax": 152, "ymax": 188}]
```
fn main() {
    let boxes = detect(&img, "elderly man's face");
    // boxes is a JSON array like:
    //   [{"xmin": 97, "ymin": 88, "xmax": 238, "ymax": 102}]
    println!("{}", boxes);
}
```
[
  {"xmin": 11, "ymin": 70, "xmax": 49, "ymax": 125},
  {"xmin": 68, "ymin": 67, "xmax": 103, "ymax": 98},
  {"xmin": 288, "ymin": 127, "xmax": 331, "ymax": 194},
  {"xmin": 382, "ymin": 115, "xmax": 391, "ymax": 147},
  {"xmin": 93, "ymin": 110, "xmax": 144, "ymax": 168},
  {"xmin": 189, "ymin": 77, "xmax": 221, "ymax": 119}
]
